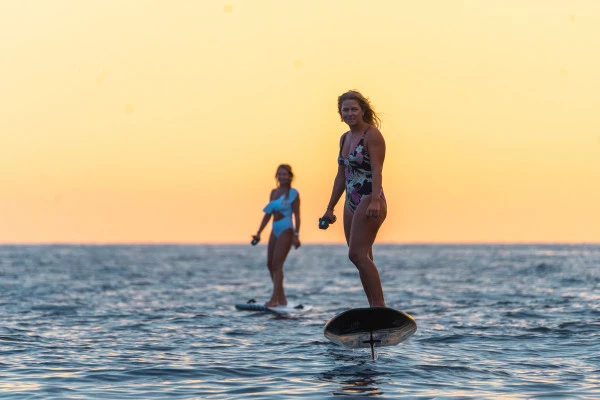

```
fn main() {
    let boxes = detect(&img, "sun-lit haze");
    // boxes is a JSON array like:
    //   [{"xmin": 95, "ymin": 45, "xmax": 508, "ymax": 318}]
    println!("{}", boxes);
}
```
[{"xmin": 2, "ymin": 1, "xmax": 599, "ymax": 244}]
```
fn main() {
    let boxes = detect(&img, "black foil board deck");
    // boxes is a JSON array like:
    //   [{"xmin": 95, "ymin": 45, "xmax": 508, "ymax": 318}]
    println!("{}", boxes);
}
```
[{"xmin": 324, "ymin": 307, "xmax": 417, "ymax": 349}]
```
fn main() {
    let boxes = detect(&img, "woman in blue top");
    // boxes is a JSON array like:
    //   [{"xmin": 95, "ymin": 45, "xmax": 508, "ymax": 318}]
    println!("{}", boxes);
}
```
[
  {"xmin": 251, "ymin": 164, "xmax": 301, "ymax": 307},
  {"xmin": 321, "ymin": 90, "xmax": 388, "ymax": 308}
]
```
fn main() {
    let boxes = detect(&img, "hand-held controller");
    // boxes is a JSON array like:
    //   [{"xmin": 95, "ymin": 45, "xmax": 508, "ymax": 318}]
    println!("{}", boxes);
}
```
[{"xmin": 318, "ymin": 215, "xmax": 337, "ymax": 230}]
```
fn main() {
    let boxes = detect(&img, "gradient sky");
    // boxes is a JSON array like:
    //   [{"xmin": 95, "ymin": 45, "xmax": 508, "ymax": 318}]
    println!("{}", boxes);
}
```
[{"xmin": 2, "ymin": 1, "xmax": 599, "ymax": 244}]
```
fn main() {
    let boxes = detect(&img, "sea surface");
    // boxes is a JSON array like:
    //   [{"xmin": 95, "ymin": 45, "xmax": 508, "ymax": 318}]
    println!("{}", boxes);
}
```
[{"xmin": 1, "ymin": 244, "xmax": 599, "ymax": 399}]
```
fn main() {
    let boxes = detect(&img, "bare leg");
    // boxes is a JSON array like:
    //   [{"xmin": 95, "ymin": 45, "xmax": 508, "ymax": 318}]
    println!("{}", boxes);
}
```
[
  {"xmin": 344, "ymin": 206, "xmax": 373, "ymax": 306},
  {"xmin": 345, "ymin": 196, "xmax": 387, "ymax": 307},
  {"xmin": 265, "ymin": 229, "xmax": 294, "ymax": 307},
  {"xmin": 266, "ymin": 232, "xmax": 276, "ymax": 282}
]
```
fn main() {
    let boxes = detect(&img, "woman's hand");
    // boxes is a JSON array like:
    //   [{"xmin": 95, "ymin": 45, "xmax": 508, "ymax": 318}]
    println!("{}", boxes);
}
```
[
  {"xmin": 293, "ymin": 235, "xmax": 301, "ymax": 249},
  {"xmin": 321, "ymin": 208, "xmax": 336, "ymax": 223},
  {"xmin": 366, "ymin": 198, "xmax": 382, "ymax": 219}
]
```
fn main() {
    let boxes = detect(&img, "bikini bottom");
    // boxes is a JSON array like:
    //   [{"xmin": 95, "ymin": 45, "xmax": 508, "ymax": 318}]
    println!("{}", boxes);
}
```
[{"xmin": 272, "ymin": 217, "xmax": 293, "ymax": 238}]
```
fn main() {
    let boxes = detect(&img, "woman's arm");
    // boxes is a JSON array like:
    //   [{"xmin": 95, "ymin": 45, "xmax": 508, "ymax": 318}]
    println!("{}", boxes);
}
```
[
  {"xmin": 323, "ymin": 133, "xmax": 347, "ymax": 221},
  {"xmin": 255, "ymin": 213, "xmax": 271, "ymax": 237},
  {"xmin": 366, "ymin": 128, "xmax": 386, "ymax": 216},
  {"xmin": 292, "ymin": 194, "xmax": 301, "ymax": 249},
  {"xmin": 324, "ymin": 164, "xmax": 346, "ymax": 219},
  {"xmin": 252, "ymin": 190, "xmax": 274, "ymax": 243}
]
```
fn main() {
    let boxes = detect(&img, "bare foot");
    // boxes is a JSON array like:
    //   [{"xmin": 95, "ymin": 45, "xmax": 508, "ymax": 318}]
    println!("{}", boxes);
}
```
[{"xmin": 265, "ymin": 300, "xmax": 287, "ymax": 307}]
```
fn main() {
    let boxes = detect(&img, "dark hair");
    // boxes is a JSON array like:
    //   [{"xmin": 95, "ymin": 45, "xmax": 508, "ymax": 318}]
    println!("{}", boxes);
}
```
[
  {"xmin": 337, "ymin": 90, "xmax": 381, "ymax": 128},
  {"xmin": 276, "ymin": 164, "xmax": 294, "ymax": 179}
]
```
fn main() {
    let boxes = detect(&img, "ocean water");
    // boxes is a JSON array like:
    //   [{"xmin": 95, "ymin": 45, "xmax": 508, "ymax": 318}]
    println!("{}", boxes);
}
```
[{"xmin": 1, "ymin": 244, "xmax": 599, "ymax": 399}]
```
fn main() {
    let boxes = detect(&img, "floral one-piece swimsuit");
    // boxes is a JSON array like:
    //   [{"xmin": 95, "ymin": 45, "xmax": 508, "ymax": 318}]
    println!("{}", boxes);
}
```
[{"xmin": 337, "ymin": 128, "xmax": 385, "ymax": 213}]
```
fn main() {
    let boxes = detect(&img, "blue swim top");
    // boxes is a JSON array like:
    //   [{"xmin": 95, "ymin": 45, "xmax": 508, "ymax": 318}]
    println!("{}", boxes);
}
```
[{"xmin": 263, "ymin": 188, "xmax": 298, "ymax": 217}]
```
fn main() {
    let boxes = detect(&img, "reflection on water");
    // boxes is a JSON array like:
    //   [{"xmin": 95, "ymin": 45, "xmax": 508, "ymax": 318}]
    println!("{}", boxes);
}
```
[
  {"xmin": 320, "ymin": 365, "xmax": 385, "ymax": 397},
  {"xmin": 333, "ymin": 377, "xmax": 382, "ymax": 397}
]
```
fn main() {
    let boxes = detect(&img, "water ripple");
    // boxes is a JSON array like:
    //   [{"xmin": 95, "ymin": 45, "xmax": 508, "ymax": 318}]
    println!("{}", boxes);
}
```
[{"xmin": 1, "ymin": 244, "xmax": 599, "ymax": 399}]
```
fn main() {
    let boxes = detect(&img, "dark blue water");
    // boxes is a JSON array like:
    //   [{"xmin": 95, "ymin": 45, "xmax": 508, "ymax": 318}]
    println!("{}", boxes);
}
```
[{"xmin": 1, "ymin": 244, "xmax": 599, "ymax": 399}]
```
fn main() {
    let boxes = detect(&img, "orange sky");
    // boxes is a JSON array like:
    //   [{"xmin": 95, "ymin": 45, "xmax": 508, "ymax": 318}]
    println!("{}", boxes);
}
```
[{"xmin": 1, "ymin": 1, "xmax": 599, "ymax": 244}]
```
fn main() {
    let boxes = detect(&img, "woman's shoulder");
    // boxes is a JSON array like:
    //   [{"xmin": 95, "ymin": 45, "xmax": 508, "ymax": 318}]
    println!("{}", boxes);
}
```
[
  {"xmin": 366, "ymin": 124, "xmax": 382, "ymax": 135},
  {"xmin": 338, "ymin": 131, "xmax": 349, "ymax": 146},
  {"xmin": 365, "ymin": 125, "xmax": 384, "ymax": 141},
  {"xmin": 339, "ymin": 130, "xmax": 351, "ymax": 139}
]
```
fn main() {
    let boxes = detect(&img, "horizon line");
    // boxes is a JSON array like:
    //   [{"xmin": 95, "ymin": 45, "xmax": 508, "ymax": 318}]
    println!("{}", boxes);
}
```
[{"xmin": 1, "ymin": 241, "xmax": 599, "ymax": 246}]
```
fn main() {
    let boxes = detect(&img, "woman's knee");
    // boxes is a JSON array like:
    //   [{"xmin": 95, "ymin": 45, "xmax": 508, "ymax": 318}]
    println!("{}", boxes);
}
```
[{"xmin": 348, "ymin": 248, "xmax": 367, "ymax": 266}]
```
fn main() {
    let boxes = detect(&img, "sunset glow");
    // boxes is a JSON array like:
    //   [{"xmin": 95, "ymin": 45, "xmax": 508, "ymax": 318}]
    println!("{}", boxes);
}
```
[{"xmin": 2, "ymin": 1, "xmax": 599, "ymax": 244}]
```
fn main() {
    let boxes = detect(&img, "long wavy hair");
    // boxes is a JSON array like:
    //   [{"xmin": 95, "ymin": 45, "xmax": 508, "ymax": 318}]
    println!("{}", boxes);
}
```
[
  {"xmin": 275, "ymin": 164, "xmax": 294, "ymax": 200},
  {"xmin": 337, "ymin": 90, "xmax": 381, "ymax": 128}
]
